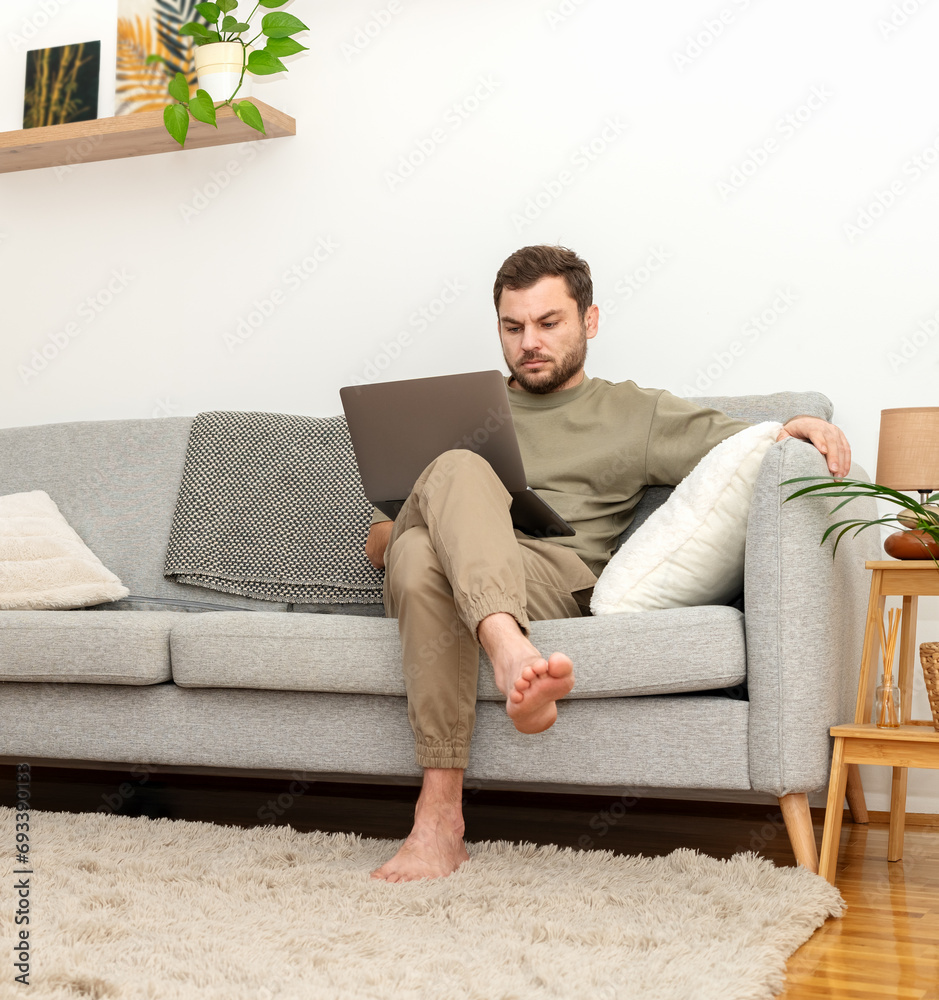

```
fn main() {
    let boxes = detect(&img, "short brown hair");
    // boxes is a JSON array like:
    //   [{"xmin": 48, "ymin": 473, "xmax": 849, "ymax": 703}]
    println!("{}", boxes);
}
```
[{"xmin": 493, "ymin": 245, "xmax": 593, "ymax": 319}]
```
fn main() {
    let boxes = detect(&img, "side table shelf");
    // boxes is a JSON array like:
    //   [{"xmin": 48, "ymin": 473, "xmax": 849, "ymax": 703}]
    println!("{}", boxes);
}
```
[
  {"xmin": 0, "ymin": 101, "xmax": 295, "ymax": 174},
  {"xmin": 819, "ymin": 560, "xmax": 939, "ymax": 884}
]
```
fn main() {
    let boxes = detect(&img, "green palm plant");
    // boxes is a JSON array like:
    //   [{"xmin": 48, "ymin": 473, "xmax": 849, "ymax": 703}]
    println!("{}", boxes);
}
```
[
  {"xmin": 147, "ymin": 0, "xmax": 308, "ymax": 147},
  {"xmin": 784, "ymin": 476, "xmax": 939, "ymax": 562}
]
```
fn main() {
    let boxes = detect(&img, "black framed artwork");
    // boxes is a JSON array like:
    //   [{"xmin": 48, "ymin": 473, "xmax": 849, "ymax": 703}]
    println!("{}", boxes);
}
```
[{"xmin": 23, "ymin": 40, "xmax": 101, "ymax": 128}]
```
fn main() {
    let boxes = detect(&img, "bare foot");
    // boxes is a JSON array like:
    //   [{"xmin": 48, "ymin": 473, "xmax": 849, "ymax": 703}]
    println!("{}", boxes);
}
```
[
  {"xmin": 370, "ymin": 824, "xmax": 470, "ymax": 883},
  {"xmin": 370, "ymin": 767, "xmax": 469, "ymax": 882},
  {"xmin": 507, "ymin": 652, "xmax": 575, "ymax": 734},
  {"xmin": 478, "ymin": 613, "xmax": 575, "ymax": 735}
]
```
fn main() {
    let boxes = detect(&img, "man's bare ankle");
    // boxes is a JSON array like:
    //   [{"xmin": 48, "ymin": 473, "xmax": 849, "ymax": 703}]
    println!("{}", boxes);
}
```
[
  {"xmin": 414, "ymin": 797, "xmax": 464, "ymax": 830},
  {"xmin": 477, "ymin": 611, "xmax": 523, "ymax": 649},
  {"xmin": 414, "ymin": 767, "xmax": 465, "ymax": 820}
]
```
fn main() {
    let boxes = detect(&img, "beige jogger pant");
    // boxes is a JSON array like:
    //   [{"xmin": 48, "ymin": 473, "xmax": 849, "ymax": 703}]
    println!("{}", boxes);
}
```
[{"xmin": 383, "ymin": 449, "xmax": 598, "ymax": 770}]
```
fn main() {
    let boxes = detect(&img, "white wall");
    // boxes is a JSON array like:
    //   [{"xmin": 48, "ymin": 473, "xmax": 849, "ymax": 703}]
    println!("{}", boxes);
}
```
[{"xmin": 1, "ymin": 0, "xmax": 937, "ymax": 812}]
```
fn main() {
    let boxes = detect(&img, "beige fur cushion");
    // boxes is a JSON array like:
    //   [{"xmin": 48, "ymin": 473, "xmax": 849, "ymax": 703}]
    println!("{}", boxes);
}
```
[
  {"xmin": 591, "ymin": 422, "xmax": 782, "ymax": 614},
  {"xmin": 0, "ymin": 490, "xmax": 129, "ymax": 610}
]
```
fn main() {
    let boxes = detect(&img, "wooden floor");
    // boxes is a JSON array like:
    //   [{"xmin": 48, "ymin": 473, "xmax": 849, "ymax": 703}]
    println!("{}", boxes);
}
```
[
  {"xmin": 3, "ymin": 765, "xmax": 938, "ymax": 998},
  {"xmin": 781, "ymin": 819, "xmax": 939, "ymax": 1000}
]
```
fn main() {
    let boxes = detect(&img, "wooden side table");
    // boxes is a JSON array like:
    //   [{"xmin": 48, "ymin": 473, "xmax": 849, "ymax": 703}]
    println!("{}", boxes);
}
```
[{"xmin": 819, "ymin": 560, "xmax": 939, "ymax": 884}]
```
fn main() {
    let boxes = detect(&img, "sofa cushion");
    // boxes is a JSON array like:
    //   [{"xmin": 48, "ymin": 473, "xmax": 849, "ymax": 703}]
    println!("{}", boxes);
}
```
[
  {"xmin": 0, "ymin": 611, "xmax": 178, "ymax": 684},
  {"xmin": 0, "ymin": 490, "xmax": 129, "ymax": 610},
  {"xmin": 591, "ymin": 422, "xmax": 781, "ymax": 614},
  {"xmin": 169, "ymin": 607, "xmax": 746, "ymax": 699}
]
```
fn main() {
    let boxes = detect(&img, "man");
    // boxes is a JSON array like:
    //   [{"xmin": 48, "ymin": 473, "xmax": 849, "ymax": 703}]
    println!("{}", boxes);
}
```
[{"xmin": 365, "ymin": 245, "xmax": 850, "ymax": 883}]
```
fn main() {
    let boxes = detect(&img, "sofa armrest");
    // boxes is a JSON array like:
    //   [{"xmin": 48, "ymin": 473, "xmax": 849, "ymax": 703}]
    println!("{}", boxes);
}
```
[{"xmin": 743, "ymin": 438, "xmax": 879, "ymax": 796}]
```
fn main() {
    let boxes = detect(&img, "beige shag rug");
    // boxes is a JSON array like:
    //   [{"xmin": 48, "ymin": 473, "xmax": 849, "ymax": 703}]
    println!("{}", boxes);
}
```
[{"xmin": 0, "ymin": 807, "xmax": 844, "ymax": 1000}]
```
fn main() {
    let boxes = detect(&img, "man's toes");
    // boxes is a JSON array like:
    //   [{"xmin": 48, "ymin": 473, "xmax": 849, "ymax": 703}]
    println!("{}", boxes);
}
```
[
  {"xmin": 546, "ymin": 653, "xmax": 574, "ymax": 678},
  {"xmin": 519, "ymin": 662, "xmax": 547, "ymax": 685}
]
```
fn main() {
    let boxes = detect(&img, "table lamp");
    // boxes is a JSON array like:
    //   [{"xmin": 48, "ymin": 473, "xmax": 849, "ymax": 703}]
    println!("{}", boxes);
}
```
[{"xmin": 875, "ymin": 406, "xmax": 939, "ymax": 559}]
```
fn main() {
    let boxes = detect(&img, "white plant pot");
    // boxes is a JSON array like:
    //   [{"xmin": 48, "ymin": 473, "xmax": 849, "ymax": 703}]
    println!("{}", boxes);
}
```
[{"xmin": 194, "ymin": 42, "xmax": 253, "ymax": 103}]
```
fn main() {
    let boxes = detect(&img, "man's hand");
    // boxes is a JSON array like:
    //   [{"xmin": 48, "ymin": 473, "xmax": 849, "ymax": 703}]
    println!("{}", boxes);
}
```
[
  {"xmin": 366, "ymin": 520, "xmax": 394, "ymax": 569},
  {"xmin": 776, "ymin": 415, "xmax": 851, "ymax": 479}
]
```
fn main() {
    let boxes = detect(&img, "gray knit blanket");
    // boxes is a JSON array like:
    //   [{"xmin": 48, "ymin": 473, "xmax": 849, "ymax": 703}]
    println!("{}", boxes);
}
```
[{"xmin": 163, "ymin": 411, "xmax": 384, "ymax": 604}]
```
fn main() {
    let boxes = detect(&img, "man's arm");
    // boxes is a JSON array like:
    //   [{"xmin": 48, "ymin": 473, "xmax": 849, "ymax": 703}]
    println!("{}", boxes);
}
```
[
  {"xmin": 776, "ymin": 415, "xmax": 851, "ymax": 478},
  {"xmin": 366, "ymin": 520, "xmax": 394, "ymax": 569}
]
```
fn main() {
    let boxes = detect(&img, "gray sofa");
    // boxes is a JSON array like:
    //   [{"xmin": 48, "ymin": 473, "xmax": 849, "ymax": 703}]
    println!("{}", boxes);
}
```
[{"xmin": 0, "ymin": 391, "xmax": 878, "ymax": 870}]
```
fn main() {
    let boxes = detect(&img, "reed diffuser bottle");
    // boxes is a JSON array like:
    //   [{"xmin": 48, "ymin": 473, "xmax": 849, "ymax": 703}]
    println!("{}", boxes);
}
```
[
  {"xmin": 874, "ymin": 608, "xmax": 902, "ymax": 729},
  {"xmin": 874, "ymin": 677, "xmax": 900, "ymax": 728}
]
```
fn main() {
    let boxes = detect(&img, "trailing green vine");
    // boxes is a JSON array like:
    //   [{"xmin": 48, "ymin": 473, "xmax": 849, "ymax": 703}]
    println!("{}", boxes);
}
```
[{"xmin": 148, "ymin": 0, "xmax": 308, "ymax": 147}]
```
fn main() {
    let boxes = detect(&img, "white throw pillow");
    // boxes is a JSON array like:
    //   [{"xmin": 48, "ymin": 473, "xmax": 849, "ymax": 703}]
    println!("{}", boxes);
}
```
[
  {"xmin": 590, "ymin": 421, "xmax": 782, "ymax": 615},
  {"xmin": 0, "ymin": 490, "xmax": 129, "ymax": 610}
]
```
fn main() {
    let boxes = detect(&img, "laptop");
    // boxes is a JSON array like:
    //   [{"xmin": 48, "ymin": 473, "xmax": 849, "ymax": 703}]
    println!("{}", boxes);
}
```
[{"xmin": 339, "ymin": 370, "xmax": 575, "ymax": 538}]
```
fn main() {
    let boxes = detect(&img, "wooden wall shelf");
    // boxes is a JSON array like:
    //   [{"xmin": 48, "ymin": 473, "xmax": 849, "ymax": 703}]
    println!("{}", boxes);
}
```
[{"xmin": 0, "ymin": 100, "xmax": 295, "ymax": 175}]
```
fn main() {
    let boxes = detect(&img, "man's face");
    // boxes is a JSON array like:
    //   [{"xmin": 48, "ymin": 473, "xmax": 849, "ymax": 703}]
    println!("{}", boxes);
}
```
[{"xmin": 497, "ymin": 275, "xmax": 599, "ymax": 394}]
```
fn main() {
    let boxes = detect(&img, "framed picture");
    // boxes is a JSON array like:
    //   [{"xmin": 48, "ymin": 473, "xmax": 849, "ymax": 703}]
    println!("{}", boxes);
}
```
[
  {"xmin": 116, "ymin": 0, "xmax": 196, "ymax": 115},
  {"xmin": 23, "ymin": 40, "xmax": 101, "ymax": 128}
]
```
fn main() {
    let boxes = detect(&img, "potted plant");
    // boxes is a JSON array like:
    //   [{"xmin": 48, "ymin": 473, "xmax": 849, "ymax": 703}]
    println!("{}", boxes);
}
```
[
  {"xmin": 784, "ymin": 476, "xmax": 939, "ymax": 561},
  {"xmin": 147, "ymin": 0, "xmax": 308, "ymax": 148}
]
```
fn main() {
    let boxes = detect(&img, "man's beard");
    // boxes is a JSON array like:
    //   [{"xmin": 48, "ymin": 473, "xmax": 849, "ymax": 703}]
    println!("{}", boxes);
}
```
[{"xmin": 506, "ymin": 326, "xmax": 588, "ymax": 394}]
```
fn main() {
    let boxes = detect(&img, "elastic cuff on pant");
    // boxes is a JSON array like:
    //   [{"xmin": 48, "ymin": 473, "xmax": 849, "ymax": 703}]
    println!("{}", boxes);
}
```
[
  {"xmin": 464, "ymin": 596, "xmax": 530, "ymax": 638},
  {"xmin": 415, "ymin": 745, "xmax": 470, "ymax": 770}
]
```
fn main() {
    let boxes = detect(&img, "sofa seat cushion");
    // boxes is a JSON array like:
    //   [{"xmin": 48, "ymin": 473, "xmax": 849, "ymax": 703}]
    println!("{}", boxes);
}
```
[
  {"xmin": 0, "ymin": 611, "xmax": 178, "ymax": 684},
  {"xmin": 169, "ymin": 607, "xmax": 746, "ymax": 699}
]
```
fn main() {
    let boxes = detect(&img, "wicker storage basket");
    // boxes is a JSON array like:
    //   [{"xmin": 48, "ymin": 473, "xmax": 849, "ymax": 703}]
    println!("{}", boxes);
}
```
[{"xmin": 922, "ymin": 642, "xmax": 939, "ymax": 732}]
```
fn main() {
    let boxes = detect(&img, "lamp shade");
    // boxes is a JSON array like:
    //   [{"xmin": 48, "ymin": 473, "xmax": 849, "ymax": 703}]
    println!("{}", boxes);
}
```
[{"xmin": 875, "ymin": 407, "xmax": 939, "ymax": 491}]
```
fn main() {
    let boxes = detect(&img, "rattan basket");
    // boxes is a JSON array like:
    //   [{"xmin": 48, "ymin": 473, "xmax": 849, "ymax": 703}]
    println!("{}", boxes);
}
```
[{"xmin": 922, "ymin": 643, "xmax": 939, "ymax": 732}]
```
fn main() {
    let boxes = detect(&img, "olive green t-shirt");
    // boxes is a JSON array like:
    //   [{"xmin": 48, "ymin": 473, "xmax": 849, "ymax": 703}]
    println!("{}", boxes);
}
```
[{"xmin": 372, "ymin": 375, "xmax": 751, "ymax": 576}]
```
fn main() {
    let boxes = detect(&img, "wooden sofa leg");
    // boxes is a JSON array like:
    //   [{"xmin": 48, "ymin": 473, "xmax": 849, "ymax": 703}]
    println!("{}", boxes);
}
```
[
  {"xmin": 845, "ymin": 763, "xmax": 869, "ymax": 824},
  {"xmin": 778, "ymin": 792, "xmax": 819, "ymax": 873}
]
